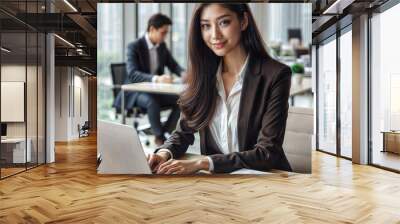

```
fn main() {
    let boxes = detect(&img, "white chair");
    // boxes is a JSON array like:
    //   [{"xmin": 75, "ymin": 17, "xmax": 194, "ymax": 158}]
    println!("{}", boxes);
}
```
[{"xmin": 283, "ymin": 107, "xmax": 314, "ymax": 173}]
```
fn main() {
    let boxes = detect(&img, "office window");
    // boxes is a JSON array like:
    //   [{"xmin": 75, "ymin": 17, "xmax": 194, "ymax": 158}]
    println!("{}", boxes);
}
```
[
  {"xmin": 317, "ymin": 37, "xmax": 337, "ymax": 154},
  {"xmin": 172, "ymin": 3, "xmax": 187, "ymax": 68},
  {"xmin": 339, "ymin": 28, "xmax": 352, "ymax": 158},
  {"xmin": 263, "ymin": 3, "xmax": 312, "ymax": 47},
  {"xmin": 97, "ymin": 4, "xmax": 123, "ymax": 121},
  {"xmin": 138, "ymin": 4, "xmax": 160, "ymax": 37},
  {"xmin": 370, "ymin": 3, "xmax": 400, "ymax": 171}
]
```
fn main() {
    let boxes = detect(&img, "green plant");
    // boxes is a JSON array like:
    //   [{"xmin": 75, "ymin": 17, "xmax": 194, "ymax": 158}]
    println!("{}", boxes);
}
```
[{"xmin": 291, "ymin": 63, "xmax": 304, "ymax": 74}]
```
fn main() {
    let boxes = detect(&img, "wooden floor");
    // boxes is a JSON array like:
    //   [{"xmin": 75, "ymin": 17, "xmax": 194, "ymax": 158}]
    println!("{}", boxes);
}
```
[
  {"xmin": 372, "ymin": 151, "xmax": 400, "ymax": 171},
  {"xmin": 1, "ymin": 167, "xmax": 26, "ymax": 178},
  {"xmin": 1, "ymin": 134, "xmax": 400, "ymax": 223}
]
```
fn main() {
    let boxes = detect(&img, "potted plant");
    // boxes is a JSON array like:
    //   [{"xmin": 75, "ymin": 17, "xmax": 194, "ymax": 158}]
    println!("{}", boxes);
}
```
[{"xmin": 291, "ymin": 63, "xmax": 304, "ymax": 85}]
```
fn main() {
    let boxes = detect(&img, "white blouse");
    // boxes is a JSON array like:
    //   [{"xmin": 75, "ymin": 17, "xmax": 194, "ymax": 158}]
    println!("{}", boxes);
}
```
[{"xmin": 207, "ymin": 55, "xmax": 250, "ymax": 171}]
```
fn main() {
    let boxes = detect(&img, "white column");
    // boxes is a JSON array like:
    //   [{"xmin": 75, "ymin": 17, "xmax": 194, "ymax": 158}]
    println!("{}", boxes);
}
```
[
  {"xmin": 46, "ymin": 33, "xmax": 55, "ymax": 163},
  {"xmin": 312, "ymin": 45, "xmax": 317, "ymax": 150},
  {"xmin": 352, "ymin": 14, "xmax": 369, "ymax": 164}
]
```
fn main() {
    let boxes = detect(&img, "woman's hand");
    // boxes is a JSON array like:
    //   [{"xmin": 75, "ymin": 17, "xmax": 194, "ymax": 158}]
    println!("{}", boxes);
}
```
[
  {"xmin": 147, "ymin": 151, "xmax": 170, "ymax": 173},
  {"xmin": 156, "ymin": 157, "xmax": 209, "ymax": 174}
]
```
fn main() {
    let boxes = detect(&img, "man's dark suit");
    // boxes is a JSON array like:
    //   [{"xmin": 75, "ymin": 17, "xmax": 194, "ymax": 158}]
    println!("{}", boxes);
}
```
[
  {"xmin": 114, "ymin": 36, "xmax": 184, "ymax": 109},
  {"xmin": 113, "ymin": 36, "xmax": 184, "ymax": 138}
]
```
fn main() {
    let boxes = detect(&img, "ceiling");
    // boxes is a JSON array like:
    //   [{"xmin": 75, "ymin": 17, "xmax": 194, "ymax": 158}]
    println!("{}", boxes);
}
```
[
  {"xmin": 311, "ymin": 0, "xmax": 390, "ymax": 42},
  {"xmin": 1, "ymin": 0, "xmax": 394, "ymax": 75},
  {"xmin": 1, "ymin": 0, "xmax": 97, "ymax": 74}
]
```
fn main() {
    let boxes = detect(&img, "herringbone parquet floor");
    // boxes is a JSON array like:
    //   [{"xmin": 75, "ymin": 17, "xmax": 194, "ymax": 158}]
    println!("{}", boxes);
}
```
[{"xmin": 1, "ymin": 134, "xmax": 400, "ymax": 223}]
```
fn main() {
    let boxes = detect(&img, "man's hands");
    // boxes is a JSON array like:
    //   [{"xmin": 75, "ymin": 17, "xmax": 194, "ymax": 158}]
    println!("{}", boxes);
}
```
[
  {"xmin": 155, "ymin": 74, "xmax": 173, "ymax": 83},
  {"xmin": 147, "ymin": 153, "xmax": 210, "ymax": 174},
  {"xmin": 181, "ymin": 71, "xmax": 188, "ymax": 83},
  {"xmin": 155, "ymin": 71, "xmax": 188, "ymax": 84}
]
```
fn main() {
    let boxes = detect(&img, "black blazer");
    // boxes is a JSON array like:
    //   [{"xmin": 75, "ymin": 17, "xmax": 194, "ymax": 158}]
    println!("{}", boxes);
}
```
[
  {"xmin": 113, "ymin": 36, "xmax": 184, "ymax": 109},
  {"xmin": 156, "ymin": 54, "xmax": 293, "ymax": 173}
]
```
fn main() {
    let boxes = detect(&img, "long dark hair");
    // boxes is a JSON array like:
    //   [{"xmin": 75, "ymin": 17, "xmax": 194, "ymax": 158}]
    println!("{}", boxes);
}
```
[{"xmin": 179, "ymin": 3, "xmax": 271, "ymax": 130}]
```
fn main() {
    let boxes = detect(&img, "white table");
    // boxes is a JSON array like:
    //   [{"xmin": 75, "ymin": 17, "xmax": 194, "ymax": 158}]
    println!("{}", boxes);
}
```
[
  {"xmin": 1, "ymin": 138, "xmax": 32, "ymax": 163},
  {"xmin": 120, "ymin": 79, "xmax": 312, "ymax": 124},
  {"xmin": 290, "ymin": 77, "xmax": 312, "ymax": 96},
  {"xmin": 289, "ymin": 77, "xmax": 312, "ymax": 106},
  {"xmin": 120, "ymin": 82, "xmax": 185, "ymax": 124}
]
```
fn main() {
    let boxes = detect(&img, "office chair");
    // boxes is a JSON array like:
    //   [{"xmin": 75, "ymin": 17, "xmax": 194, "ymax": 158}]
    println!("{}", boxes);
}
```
[
  {"xmin": 78, "ymin": 121, "xmax": 90, "ymax": 138},
  {"xmin": 110, "ymin": 63, "xmax": 150, "ymax": 146},
  {"xmin": 288, "ymin": 28, "xmax": 302, "ymax": 43},
  {"xmin": 111, "ymin": 63, "xmax": 129, "ymax": 118}
]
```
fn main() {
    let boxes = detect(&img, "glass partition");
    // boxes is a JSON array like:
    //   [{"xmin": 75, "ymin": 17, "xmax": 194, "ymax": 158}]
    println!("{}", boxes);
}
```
[
  {"xmin": 172, "ymin": 4, "xmax": 187, "ymax": 68},
  {"xmin": 370, "ymin": 3, "xmax": 400, "ymax": 171},
  {"xmin": 0, "ymin": 1, "xmax": 46, "ymax": 179},
  {"xmin": 138, "ymin": 4, "xmax": 160, "ymax": 37},
  {"xmin": 97, "ymin": 4, "xmax": 124, "ymax": 122},
  {"xmin": 317, "ymin": 36, "xmax": 337, "ymax": 155},
  {"xmin": 339, "ymin": 28, "xmax": 352, "ymax": 158},
  {"xmin": 1, "ymin": 30, "xmax": 28, "ymax": 177}
]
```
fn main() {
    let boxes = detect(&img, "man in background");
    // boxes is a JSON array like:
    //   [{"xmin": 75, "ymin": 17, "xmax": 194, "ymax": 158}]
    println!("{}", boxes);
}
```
[{"xmin": 114, "ymin": 13, "xmax": 185, "ymax": 146}]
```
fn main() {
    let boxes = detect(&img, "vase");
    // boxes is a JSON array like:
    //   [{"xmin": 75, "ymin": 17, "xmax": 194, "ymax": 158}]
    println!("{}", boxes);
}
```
[{"xmin": 292, "ymin": 73, "xmax": 303, "ymax": 85}]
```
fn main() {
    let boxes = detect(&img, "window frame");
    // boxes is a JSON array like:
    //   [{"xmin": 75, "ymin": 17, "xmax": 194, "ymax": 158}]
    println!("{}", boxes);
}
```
[{"xmin": 314, "ymin": 19, "xmax": 353, "ymax": 161}]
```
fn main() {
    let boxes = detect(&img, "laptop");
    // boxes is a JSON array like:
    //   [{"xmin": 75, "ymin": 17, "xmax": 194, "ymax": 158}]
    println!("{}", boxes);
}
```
[
  {"xmin": 97, "ymin": 121, "xmax": 272, "ymax": 175},
  {"xmin": 97, "ymin": 120, "xmax": 152, "ymax": 174}
]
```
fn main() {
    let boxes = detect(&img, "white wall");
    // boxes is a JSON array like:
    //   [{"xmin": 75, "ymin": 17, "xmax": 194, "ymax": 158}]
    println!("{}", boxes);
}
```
[
  {"xmin": 55, "ymin": 67, "xmax": 89, "ymax": 141},
  {"xmin": 72, "ymin": 73, "xmax": 89, "ymax": 138},
  {"xmin": 55, "ymin": 66, "xmax": 69, "ymax": 141},
  {"xmin": 1, "ymin": 63, "xmax": 46, "ymax": 164},
  {"xmin": 1, "ymin": 65, "xmax": 27, "ymax": 141},
  {"xmin": 1, "ymin": 65, "xmax": 26, "ymax": 133},
  {"xmin": 1, "ymin": 65, "xmax": 38, "ymax": 137}
]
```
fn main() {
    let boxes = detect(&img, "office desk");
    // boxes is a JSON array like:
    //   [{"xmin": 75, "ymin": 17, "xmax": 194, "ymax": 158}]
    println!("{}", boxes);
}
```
[
  {"xmin": 289, "ymin": 76, "xmax": 312, "ymax": 106},
  {"xmin": 381, "ymin": 131, "xmax": 400, "ymax": 154},
  {"xmin": 120, "ymin": 79, "xmax": 313, "ymax": 123},
  {"xmin": 120, "ymin": 82, "xmax": 185, "ymax": 124},
  {"xmin": 290, "ymin": 77, "xmax": 312, "ymax": 96},
  {"xmin": 1, "ymin": 138, "xmax": 32, "ymax": 165}
]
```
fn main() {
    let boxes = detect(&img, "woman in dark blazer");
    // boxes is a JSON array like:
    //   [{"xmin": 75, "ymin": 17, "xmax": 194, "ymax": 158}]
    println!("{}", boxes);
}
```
[{"xmin": 147, "ymin": 3, "xmax": 292, "ymax": 174}]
